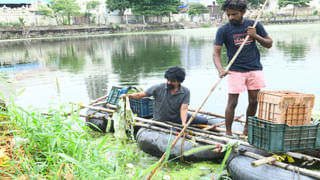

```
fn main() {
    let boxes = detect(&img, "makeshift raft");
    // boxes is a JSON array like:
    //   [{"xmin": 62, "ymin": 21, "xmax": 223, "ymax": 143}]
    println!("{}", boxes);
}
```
[{"xmin": 77, "ymin": 95, "xmax": 320, "ymax": 180}]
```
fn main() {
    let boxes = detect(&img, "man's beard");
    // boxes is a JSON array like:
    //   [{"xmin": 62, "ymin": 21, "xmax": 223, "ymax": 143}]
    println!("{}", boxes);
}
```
[
  {"xmin": 167, "ymin": 84, "xmax": 175, "ymax": 90},
  {"xmin": 230, "ymin": 17, "xmax": 243, "ymax": 25}
]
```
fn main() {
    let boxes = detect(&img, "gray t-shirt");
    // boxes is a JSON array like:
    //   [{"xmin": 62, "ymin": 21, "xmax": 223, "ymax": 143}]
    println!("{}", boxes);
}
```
[{"xmin": 145, "ymin": 83, "xmax": 190, "ymax": 122}]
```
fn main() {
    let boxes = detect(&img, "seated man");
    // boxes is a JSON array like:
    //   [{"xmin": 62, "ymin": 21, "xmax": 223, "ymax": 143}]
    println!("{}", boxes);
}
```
[{"xmin": 121, "ymin": 66, "xmax": 207, "ymax": 125}]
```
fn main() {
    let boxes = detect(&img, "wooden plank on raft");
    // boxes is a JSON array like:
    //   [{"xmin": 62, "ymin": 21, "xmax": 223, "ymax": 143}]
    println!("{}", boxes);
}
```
[{"xmin": 251, "ymin": 156, "xmax": 277, "ymax": 167}]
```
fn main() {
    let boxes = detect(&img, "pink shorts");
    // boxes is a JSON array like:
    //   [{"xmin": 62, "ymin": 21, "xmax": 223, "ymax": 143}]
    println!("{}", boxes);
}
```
[{"xmin": 227, "ymin": 70, "xmax": 266, "ymax": 94}]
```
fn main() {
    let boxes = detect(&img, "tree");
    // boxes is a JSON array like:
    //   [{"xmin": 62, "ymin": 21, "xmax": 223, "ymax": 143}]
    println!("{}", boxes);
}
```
[
  {"xmin": 87, "ymin": 0, "xmax": 102, "ymax": 10},
  {"xmin": 187, "ymin": 3, "xmax": 209, "ymax": 21},
  {"xmin": 216, "ymin": 0, "xmax": 225, "ymax": 6},
  {"xmin": 86, "ymin": 0, "xmax": 102, "ymax": 24},
  {"xmin": 131, "ymin": 0, "xmax": 181, "ymax": 23},
  {"xmin": 216, "ymin": 0, "xmax": 265, "ymax": 9},
  {"xmin": 105, "ymin": 0, "xmax": 131, "ymax": 16},
  {"xmin": 38, "ymin": 4, "xmax": 53, "ymax": 17},
  {"xmin": 278, "ymin": 0, "xmax": 311, "ymax": 17},
  {"xmin": 187, "ymin": 3, "xmax": 209, "ymax": 16},
  {"xmin": 50, "ymin": 0, "xmax": 81, "ymax": 25}
]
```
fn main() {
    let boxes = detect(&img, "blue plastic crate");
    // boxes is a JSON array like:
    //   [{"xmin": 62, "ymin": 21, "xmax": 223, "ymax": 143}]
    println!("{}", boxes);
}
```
[
  {"xmin": 130, "ymin": 98, "xmax": 153, "ymax": 118},
  {"xmin": 106, "ymin": 86, "xmax": 122, "ymax": 105},
  {"xmin": 248, "ymin": 116, "xmax": 320, "ymax": 153}
]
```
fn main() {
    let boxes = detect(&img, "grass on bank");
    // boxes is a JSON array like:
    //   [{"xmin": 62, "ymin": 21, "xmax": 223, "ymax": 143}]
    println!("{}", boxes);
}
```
[
  {"xmin": 0, "ymin": 97, "xmax": 223, "ymax": 179},
  {"xmin": 1, "ymin": 100, "xmax": 126, "ymax": 179}
]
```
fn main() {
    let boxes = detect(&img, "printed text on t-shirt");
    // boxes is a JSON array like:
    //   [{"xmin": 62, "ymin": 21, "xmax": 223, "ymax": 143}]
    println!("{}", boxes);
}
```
[{"xmin": 233, "ymin": 33, "xmax": 253, "ymax": 46}]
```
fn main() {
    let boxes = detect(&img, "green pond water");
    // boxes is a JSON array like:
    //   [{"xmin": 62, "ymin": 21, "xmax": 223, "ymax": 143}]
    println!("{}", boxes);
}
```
[
  {"xmin": 1, "ymin": 23, "xmax": 320, "ymax": 179},
  {"xmin": 1, "ymin": 24, "xmax": 319, "ymax": 116}
]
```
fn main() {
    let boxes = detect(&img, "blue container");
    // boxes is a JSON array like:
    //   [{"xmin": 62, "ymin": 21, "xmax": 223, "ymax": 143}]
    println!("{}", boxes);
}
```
[
  {"xmin": 120, "ymin": 88, "xmax": 128, "ymax": 95},
  {"xmin": 130, "ymin": 98, "xmax": 153, "ymax": 118},
  {"xmin": 106, "ymin": 86, "xmax": 122, "ymax": 105}
]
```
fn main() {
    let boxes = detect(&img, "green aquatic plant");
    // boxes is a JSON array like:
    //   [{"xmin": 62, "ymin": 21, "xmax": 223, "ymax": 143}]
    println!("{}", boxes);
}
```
[{"xmin": 216, "ymin": 140, "xmax": 239, "ymax": 180}]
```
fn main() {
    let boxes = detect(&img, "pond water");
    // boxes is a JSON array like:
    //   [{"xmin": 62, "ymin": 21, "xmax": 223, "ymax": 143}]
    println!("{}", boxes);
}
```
[{"xmin": 0, "ymin": 24, "xmax": 320, "ymax": 116}]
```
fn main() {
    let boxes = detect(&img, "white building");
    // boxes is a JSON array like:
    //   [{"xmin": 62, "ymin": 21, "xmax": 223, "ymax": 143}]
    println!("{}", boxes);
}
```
[
  {"xmin": 265, "ymin": 0, "xmax": 320, "ymax": 15},
  {"xmin": 181, "ymin": 0, "xmax": 216, "ymax": 6},
  {"xmin": 75, "ymin": 0, "xmax": 106, "ymax": 15}
]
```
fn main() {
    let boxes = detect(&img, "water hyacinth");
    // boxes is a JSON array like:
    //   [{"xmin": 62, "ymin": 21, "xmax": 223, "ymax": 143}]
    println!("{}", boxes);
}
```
[{"xmin": 113, "ymin": 98, "xmax": 128, "ymax": 140}]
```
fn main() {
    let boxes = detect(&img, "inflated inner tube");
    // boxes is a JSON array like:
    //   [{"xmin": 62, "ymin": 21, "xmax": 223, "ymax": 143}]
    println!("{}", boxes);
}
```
[
  {"xmin": 227, "ymin": 145, "xmax": 317, "ymax": 180},
  {"xmin": 85, "ymin": 106, "xmax": 113, "ymax": 133},
  {"xmin": 136, "ymin": 128, "xmax": 225, "ymax": 162}
]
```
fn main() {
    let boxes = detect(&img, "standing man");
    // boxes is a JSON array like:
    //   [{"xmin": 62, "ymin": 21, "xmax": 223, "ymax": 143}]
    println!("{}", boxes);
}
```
[
  {"xmin": 121, "ymin": 66, "xmax": 207, "ymax": 125},
  {"xmin": 213, "ymin": 0, "xmax": 273, "ymax": 136}
]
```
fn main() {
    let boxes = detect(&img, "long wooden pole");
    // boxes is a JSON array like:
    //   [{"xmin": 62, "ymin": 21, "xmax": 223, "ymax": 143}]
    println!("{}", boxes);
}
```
[
  {"xmin": 41, "ymin": 94, "xmax": 109, "ymax": 117},
  {"xmin": 135, "ymin": 122, "xmax": 223, "ymax": 146},
  {"xmin": 68, "ymin": 94, "xmax": 109, "ymax": 115},
  {"xmin": 146, "ymin": 1, "xmax": 270, "ymax": 179},
  {"xmin": 188, "ymin": 108, "xmax": 245, "ymax": 123},
  {"xmin": 70, "ymin": 102, "xmax": 115, "ymax": 113}
]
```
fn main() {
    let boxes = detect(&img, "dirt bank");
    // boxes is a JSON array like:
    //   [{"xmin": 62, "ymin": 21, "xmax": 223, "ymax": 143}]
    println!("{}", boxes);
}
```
[{"xmin": 0, "ymin": 24, "xmax": 186, "ymax": 40}]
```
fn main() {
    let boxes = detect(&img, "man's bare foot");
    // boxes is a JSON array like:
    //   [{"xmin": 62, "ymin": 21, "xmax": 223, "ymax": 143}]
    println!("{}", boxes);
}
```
[{"xmin": 226, "ymin": 131, "xmax": 232, "ymax": 136}]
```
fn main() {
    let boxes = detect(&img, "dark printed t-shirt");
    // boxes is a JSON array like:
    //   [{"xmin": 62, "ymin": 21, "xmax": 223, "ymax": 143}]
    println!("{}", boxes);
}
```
[
  {"xmin": 214, "ymin": 19, "xmax": 268, "ymax": 72},
  {"xmin": 145, "ymin": 83, "xmax": 190, "ymax": 122}
]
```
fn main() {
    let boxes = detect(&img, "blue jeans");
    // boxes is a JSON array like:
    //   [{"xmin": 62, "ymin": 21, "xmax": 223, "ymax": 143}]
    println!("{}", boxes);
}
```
[{"xmin": 174, "ymin": 112, "xmax": 208, "ymax": 124}]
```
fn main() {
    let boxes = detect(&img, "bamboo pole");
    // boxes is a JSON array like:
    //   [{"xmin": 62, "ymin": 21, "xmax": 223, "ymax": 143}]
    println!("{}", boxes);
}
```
[
  {"xmin": 165, "ymin": 121, "xmax": 224, "ymax": 137},
  {"xmin": 141, "ymin": 119, "xmax": 257, "ymax": 148},
  {"xmin": 146, "ymin": 1, "xmax": 270, "ymax": 178},
  {"xmin": 79, "ymin": 114, "xmax": 105, "ymax": 119},
  {"xmin": 188, "ymin": 108, "xmax": 225, "ymax": 118},
  {"xmin": 188, "ymin": 109, "xmax": 245, "ymax": 123},
  {"xmin": 203, "ymin": 122, "xmax": 225, "ymax": 130},
  {"xmin": 67, "ymin": 94, "xmax": 109, "ymax": 115},
  {"xmin": 194, "ymin": 124, "xmax": 243, "ymax": 135},
  {"xmin": 41, "ymin": 95, "xmax": 109, "ymax": 117},
  {"xmin": 135, "ymin": 122, "xmax": 222, "ymax": 146},
  {"xmin": 286, "ymin": 152, "xmax": 320, "ymax": 163},
  {"xmin": 70, "ymin": 102, "xmax": 115, "ymax": 113},
  {"xmin": 251, "ymin": 156, "xmax": 277, "ymax": 167},
  {"xmin": 106, "ymin": 103, "xmax": 117, "ymax": 109},
  {"xmin": 74, "ymin": 103, "xmax": 238, "ymax": 139},
  {"xmin": 135, "ymin": 118, "xmax": 230, "ymax": 144},
  {"xmin": 91, "ymin": 102, "xmax": 106, "ymax": 106}
]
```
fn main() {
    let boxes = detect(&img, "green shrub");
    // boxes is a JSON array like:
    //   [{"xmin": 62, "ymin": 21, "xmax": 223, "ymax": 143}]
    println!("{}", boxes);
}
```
[
  {"xmin": 18, "ymin": 17, "xmax": 25, "ymax": 26},
  {"xmin": 201, "ymin": 24, "xmax": 211, "ymax": 28}
]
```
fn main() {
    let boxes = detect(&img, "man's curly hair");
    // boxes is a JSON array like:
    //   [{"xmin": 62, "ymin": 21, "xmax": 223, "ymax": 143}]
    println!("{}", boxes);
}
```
[
  {"xmin": 164, "ymin": 66, "xmax": 186, "ymax": 83},
  {"xmin": 221, "ymin": 0, "xmax": 247, "ymax": 12}
]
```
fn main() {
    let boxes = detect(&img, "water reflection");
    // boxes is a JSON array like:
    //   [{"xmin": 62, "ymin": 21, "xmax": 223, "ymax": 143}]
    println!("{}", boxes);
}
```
[
  {"xmin": 111, "ymin": 35, "xmax": 181, "ymax": 85},
  {"xmin": 47, "ymin": 44, "xmax": 86, "ymax": 73},
  {"xmin": 276, "ymin": 41, "xmax": 309, "ymax": 61}
]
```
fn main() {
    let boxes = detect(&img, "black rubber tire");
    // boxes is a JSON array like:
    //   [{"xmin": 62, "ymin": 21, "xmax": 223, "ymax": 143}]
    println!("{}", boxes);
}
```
[
  {"xmin": 227, "ymin": 146, "xmax": 317, "ymax": 180},
  {"xmin": 136, "ymin": 128, "xmax": 225, "ymax": 161},
  {"xmin": 85, "ymin": 107, "xmax": 113, "ymax": 133}
]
